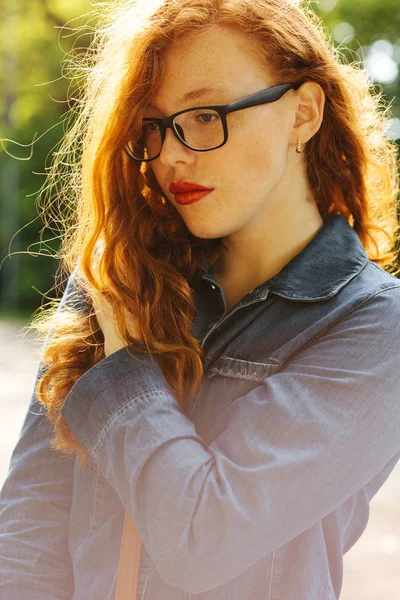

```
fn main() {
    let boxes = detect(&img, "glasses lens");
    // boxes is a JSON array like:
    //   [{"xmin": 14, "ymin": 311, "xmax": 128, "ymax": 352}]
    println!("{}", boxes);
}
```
[
  {"xmin": 126, "ymin": 120, "xmax": 163, "ymax": 161},
  {"xmin": 126, "ymin": 109, "xmax": 225, "ymax": 160},
  {"xmin": 174, "ymin": 109, "xmax": 224, "ymax": 150}
]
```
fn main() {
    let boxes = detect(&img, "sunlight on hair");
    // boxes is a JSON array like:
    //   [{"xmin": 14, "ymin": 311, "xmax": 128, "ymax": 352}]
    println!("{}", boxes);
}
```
[{"xmin": 26, "ymin": 0, "xmax": 400, "ymax": 463}]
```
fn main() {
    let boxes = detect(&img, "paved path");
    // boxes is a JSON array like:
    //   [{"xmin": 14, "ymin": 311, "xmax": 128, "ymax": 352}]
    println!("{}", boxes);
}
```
[{"xmin": 1, "ymin": 319, "xmax": 400, "ymax": 598}]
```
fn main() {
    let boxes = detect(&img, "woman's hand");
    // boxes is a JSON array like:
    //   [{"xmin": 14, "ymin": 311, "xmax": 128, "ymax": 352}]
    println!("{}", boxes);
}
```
[{"xmin": 91, "ymin": 290, "xmax": 143, "ymax": 357}]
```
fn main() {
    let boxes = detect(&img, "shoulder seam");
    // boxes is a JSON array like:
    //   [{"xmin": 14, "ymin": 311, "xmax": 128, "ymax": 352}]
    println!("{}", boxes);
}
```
[{"xmin": 291, "ymin": 283, "xmax": 400, "ymax": 357}]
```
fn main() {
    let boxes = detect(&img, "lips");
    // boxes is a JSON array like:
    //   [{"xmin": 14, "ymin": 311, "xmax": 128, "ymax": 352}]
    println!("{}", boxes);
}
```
[
  {"xmin": 169, "ymin": 181, "xmax": 214, "ymax": 194},
  {"xmin": 173, "ymin": 189, "xmax": 213, "ymax": 205},
  {"xmin": 168, "ymin": 181, "xmax": 215, "ymax": 206}
]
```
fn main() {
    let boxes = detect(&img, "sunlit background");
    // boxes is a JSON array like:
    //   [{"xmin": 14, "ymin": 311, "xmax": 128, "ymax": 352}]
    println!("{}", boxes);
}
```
[{"xmin": 1, "ymin": 1, "xmax": 400, "ymax": 598}]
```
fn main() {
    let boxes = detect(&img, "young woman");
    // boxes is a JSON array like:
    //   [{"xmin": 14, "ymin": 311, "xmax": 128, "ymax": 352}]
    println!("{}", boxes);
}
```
[{"xmin": 1, "ymin": 0, "xmax": 400, "ymax": 598}]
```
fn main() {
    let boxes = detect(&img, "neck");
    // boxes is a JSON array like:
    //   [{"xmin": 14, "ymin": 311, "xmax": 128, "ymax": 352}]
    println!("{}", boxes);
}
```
[{"xmin": 213, "ymin": 188, "xmax": 324, "ymax": 312}]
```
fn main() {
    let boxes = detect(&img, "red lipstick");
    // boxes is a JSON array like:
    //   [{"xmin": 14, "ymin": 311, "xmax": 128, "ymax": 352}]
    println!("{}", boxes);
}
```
[{"xmin": 169, "ymin": 181, "xmax": 214, "ymax": 205}]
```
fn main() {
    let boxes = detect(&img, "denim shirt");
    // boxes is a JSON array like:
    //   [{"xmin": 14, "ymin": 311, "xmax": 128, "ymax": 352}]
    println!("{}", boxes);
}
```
[{"xmin": 2, "ymin": 213, "xmax": 400, "ymax": 600}]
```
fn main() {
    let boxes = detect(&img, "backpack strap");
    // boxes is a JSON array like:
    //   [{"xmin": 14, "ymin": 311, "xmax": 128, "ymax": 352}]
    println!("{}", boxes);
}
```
[{"xmin": 115, "ymin": 509, "xmax": 142, "ymax": 599}]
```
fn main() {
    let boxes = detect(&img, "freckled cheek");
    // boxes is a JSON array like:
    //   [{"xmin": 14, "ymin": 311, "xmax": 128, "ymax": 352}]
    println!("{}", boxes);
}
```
[
  {"xmin": 250, "ymin": 125, "xmax": 286, "ymax": 179},
  {"xmin": 232, "ymin": 118, "xmax": 278, "ymax": 172},
  {"xmin": 227, "ymin": 140, "xmax": 273, "ymax": 190}
]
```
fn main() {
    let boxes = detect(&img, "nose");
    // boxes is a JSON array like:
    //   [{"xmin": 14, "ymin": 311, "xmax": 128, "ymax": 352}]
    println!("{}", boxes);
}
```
[{"xmin": 158, "ymin": 127, "xmax": 195, "ymax": 166}]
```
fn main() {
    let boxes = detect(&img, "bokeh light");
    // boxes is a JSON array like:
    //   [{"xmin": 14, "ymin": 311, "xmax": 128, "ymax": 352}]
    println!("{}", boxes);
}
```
[
  {"xmin": 365, "ymin": 40, "xmax": 399, "ymax": 84},
  {"xmin": 333, "ymin": 22, "xmax": 355, "ymax": 44},
  {"xmin": 388, "ymin": 118, "xmax": 400, "ymax": 141},
  {"xmin": 318, "ymin": 0, "xmax": 338, "ymax": 12}
]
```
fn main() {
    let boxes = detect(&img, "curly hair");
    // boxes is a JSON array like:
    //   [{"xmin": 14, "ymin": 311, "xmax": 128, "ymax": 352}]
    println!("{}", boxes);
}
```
[{"xmin": 30, "ymin": 0, "xmax": 400, "ymax": 468}]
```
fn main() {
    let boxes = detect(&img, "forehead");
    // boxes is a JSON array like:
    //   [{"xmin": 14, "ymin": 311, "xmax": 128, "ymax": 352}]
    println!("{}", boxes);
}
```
[{"xmin": 150, "ymin": 25, "xmax": 272, "ymax": 111}]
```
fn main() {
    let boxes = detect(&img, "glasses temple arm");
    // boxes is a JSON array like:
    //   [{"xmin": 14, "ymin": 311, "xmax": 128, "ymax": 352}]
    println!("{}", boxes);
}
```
[{"xmin": 225, "ymin": 83, "xmax": 298, "ymax": 115}]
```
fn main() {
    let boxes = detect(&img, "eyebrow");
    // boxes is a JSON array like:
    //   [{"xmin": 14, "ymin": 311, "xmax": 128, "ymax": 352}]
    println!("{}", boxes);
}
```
[
  {"xmin": 147, "ymin": 87, "xmax": 219, "ymax": 110},
  {"xmin": 179, "ymin": 87, "xmax": 216, "ymax": 103}
]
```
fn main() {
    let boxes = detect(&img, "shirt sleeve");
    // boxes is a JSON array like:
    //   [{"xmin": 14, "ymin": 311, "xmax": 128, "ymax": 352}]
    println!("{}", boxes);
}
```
[
  {"xmin": 60, "ymin": 284, "xmax": 400, "ymax": 594},
  {"xmin": 0, "ymin": 269, "xmax": 81, "ymax": 599}
]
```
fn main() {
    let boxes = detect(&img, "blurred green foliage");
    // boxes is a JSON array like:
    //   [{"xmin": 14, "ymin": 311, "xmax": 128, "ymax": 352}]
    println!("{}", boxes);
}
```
[
  {"xmin": 313, "ymin": 0, "xmax": 400, "ymax": 118},
  {"xmin": 0, "ymin": 0, "xmax": 92, "ymax": 312},
  {"xmin": 0, "ymin": 0, "xmax": 399, "ymax": 314}
]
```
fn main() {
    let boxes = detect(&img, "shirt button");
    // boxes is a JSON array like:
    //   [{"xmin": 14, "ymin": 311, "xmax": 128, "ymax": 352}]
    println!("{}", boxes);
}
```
[{"xmin": 210, "ymin": 284, "xmax": 216, "ymax": 290}]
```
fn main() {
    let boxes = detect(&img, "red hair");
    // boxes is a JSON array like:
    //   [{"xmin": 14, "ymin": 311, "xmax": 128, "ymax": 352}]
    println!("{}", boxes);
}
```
[{"xmin": 30, "ymin": 0, "xmax": 399, "ymax": 468}]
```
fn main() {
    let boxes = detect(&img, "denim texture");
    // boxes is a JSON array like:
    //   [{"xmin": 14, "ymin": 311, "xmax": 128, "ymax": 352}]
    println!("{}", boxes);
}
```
[{"xmin": 1, "ymin": 214, "xmax": 400, "ymax": 599}]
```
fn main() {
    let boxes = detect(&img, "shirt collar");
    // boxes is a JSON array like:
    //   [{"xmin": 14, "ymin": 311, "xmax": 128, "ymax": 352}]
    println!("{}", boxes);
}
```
[{"xmin": 201, "ymin": 214, "xmax": 369, "ymax": 302}]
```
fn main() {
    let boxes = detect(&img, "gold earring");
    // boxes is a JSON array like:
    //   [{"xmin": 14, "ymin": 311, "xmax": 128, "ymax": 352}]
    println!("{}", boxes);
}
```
[
  {"xmin": 161, "ymin": 196, "xmax": 167, "ymax": 205},
  {"xmin": 296, "ymin": 138, "xmax": 303, "ymax": 154}
]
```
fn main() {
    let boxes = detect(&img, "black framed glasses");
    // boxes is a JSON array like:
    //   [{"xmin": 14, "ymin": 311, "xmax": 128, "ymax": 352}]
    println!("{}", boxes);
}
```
[{"xmin": 124, "ymin": 82, "xmax": 301, "ymax": 162}]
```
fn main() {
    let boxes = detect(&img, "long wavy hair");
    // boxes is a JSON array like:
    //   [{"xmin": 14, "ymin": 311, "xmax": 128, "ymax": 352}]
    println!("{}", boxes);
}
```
[{"xmin": 30, "ymin": 0, "xmax": 400, "ymax": 468}]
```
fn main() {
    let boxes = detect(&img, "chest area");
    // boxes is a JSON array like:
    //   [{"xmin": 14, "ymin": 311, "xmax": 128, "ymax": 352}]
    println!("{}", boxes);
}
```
[{"xmin": 188, "ymin": 288, "xmax": 353, "ymax": 442}]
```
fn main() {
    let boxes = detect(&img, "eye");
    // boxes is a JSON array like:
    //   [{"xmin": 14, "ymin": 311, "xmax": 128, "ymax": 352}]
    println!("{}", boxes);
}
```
[
  {"xmin": 196, "ymin": 113, "xmax": 219, "ymax": 124},
  {"xmin": 142, "ymin": 120, "xmax": 160, "ymax": 133}
]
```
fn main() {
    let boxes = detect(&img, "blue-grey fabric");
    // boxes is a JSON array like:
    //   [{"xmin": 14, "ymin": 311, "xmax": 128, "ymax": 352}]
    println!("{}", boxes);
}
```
[{"xmin": 1, "ymin": 214, "xmax": 400, "ymax": 600}]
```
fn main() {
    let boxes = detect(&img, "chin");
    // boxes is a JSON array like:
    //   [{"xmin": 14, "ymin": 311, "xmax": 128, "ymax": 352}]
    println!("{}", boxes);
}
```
[{"xmin": 182, "ymin": 219, "xmax": 229, "ymax": 240}]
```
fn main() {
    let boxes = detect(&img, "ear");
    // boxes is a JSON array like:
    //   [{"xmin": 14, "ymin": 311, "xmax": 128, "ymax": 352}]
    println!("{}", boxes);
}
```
[{"xmin": 290, "ymin": 81, "xmax": 325, "ymax": 149}]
